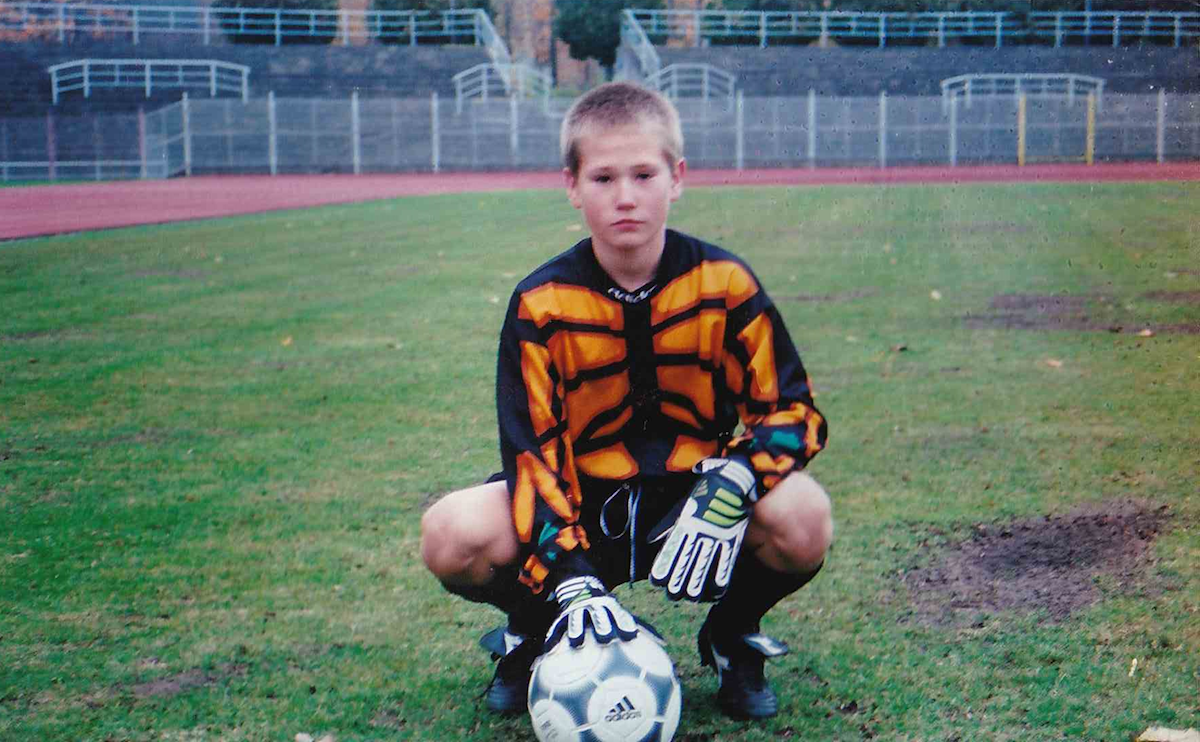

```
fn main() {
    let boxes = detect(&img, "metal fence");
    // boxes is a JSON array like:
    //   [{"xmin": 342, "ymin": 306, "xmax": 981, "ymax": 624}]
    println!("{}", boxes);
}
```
[
  {"xmin": 0, "ymin": 2, "xmax": 505, "ymax": 51},
  {"xmin": 2, "ymin": 91, "xmax": 1198, "ymax": 181},
  {"xmin": 627, "ymin": 8, "xmax": 1200, "ymax": 49}
]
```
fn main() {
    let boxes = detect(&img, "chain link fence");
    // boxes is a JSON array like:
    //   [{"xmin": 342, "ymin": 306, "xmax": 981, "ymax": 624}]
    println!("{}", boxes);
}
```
[{"xmin": 2, "ymin": 91, "xmax": 1199, "ymax": 181}]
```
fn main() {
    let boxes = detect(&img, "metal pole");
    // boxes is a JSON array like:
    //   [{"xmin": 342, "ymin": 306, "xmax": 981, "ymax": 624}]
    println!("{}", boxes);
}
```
[
  {"xmin": 878, "ymin": 91, "xmax": 887, "ymax": 168},
  {"xmin": 93, "ymin": 116, "xmax": 102, "ymax": 181},
  {"xmin": 351, "ymin": 90, "xmax": 361, "ymax": 175},
  {"xmin": 1156, "ymin": 88, "xmax": 1165, "ymax": 164},
  {"xmin": 807, "ymin": 88, "xmax": 816, "ymax": 169},
  {"xmin": 1017, "ymin": 92, "xmax": 1027, "ymax": 166},
  {"xmin": 268, "ymin": 91, "xmax": 277, "ymax": 176},
  {"xmin": 204, "ymin": 7, "xmax": 211, "ymax": 45},
  {"xmin": 46, "ymin": 110, "xmax": 56, "ymax": 181},
  {"xmin": 1085, "ymin": 91, "xmax": 1095, "ymax": 166},
  {"xmin": 735, "ymin": 89, "xmax": 744, "ymax": 171},
  {"xmin": 133, "ymin": 7, "xmax": 139, "ymax": 44},
  {"xmin": 949, "ymin": 94, "xmax": 958, "ymax": 167},
  {"xmin": 431, "ymin": 91, "xmax": 440, "ymax": 173},
  {"xmin": 139, "ymin": 106, "xmax": 148, "ymax": 178},
  {"xmin": 509, "ymin": 93, "xmax": 518, "ymax": 167},
  {"xmin": 182, "ymin": 92, "xmax": 192, "ymax": 177}
]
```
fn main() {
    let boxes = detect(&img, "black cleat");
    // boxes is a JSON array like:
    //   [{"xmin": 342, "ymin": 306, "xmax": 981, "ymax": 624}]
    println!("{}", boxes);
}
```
[
  {"xmin": 480, "ymin": 627, "xmax": 542, "ymax": 714},
  {"xmin": 697, "ymin": 620, "xmax": 789, "ymax": 720}
]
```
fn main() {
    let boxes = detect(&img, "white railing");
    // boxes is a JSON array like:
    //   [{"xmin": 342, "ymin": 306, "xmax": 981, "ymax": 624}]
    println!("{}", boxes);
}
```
[
  {"xmin": 645, "ymin": 64, "xmax": 735, "ymax": 100},
  {"xmin": 0, "ymin": 2, "xmax": 495, "ymax": 47},
  {"xmin": 616, "ymin": 8, "xmax": 661, "ymax": 82},
  {"xmin": 452, "ymin": 63, "xmax": 552, "ymax": 113},
  {"xmin": 471, "ymin": 8, "xmax": 510, "ymax": 68},
  {"xmin": 1029, "ymin": 12, "xmax": 1200, "ymax": 48},
  {"xmin": 624, "ymin": 8, "xmax": 1200, "ymax": 49},
  {"xmin": 47, "ymin": 59, "xmax": 250, "ymax": 104},
  {"xmin": 628, "ymin": 9, "xmax": 1020, "ymax": 49},
  {"xmin": 942, "ymin": 73, "xmax": 1106, "ymax": 108}
]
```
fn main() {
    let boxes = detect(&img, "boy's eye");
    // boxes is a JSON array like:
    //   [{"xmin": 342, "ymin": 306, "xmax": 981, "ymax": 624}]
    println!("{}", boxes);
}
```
[{"xmin": 593, "ymin": 175, "xmax": 611, "ymax": 184}]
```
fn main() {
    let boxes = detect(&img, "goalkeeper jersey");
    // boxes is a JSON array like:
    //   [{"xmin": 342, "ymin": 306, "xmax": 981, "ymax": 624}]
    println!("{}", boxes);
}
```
[{"xmin": 498, "ymin": 229, "xmax": 827, "ymax": 594}]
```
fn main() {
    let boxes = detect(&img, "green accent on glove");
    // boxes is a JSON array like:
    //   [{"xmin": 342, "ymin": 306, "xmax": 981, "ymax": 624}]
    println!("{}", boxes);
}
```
[{"xmin": 768, "ymin": 430, "xmax": 802, "ymax": 452}]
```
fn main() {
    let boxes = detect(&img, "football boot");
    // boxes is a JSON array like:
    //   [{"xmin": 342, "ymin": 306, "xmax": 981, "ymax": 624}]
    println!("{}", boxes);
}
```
[
  {"xmin": 697, "ymin": 619, "xmax": 789, "ymax": 719},
  {"xmin": 480, "ymin": 626, "xmax": 542, "ymax": 714}
]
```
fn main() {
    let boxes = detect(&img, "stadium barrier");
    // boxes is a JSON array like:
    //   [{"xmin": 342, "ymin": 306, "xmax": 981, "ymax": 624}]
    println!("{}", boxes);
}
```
[
  {"xmin": 0, "ymin": 2, "xmax": 502, "ymax": 49},
  {"xmin": 624, "ymin": 8, "xmax": 1200, "ymax": 49},
  {"xmin": 2, "ymin": 91, "xmax": 1197, "ymax": 181},
  {"xmin": 47, "ymin": 59, "xmax": 250, "ymax": 104}
]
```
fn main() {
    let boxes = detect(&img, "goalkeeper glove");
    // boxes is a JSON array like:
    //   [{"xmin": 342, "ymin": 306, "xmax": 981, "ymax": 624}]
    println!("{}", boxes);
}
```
[
  {"xmin": 649, "ymin": 456, "xmax": 758, "ymax": 602},
  {"xmin": 544, "ymin": 574, "xmax": 639, "ymax": 652}
]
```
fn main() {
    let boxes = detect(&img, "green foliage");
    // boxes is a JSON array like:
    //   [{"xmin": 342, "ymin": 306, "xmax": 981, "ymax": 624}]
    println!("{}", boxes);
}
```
[
  {"xmin": 553, "ymin": 0, "xmax": 664, "ymax": 72},
  {"xmin": 212, "ymin": 0, "xmax": 339, "ymax": 45}
]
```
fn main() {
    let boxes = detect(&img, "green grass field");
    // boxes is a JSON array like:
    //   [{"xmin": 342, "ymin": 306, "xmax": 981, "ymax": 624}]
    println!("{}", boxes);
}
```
[{"xmin": 2, "ymin": 180, "xmax": 1198, "ymax": 741}]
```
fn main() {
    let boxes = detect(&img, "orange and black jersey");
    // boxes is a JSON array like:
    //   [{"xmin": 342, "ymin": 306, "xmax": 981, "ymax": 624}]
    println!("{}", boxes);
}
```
[{"xmin": 498, "ymin": 229, "xmax": 827, "ymax": 594}]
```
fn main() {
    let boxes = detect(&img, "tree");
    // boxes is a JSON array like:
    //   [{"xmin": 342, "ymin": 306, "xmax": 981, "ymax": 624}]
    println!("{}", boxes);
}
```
[{"xmin": 554, "ymin": 0, "xmax": 664, "ymax": 75}]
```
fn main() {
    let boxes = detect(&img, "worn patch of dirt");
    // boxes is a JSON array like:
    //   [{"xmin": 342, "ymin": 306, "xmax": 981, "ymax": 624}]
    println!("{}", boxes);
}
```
[
  {"xmin": 129, "ymin": 663, "xmax": 247, "ymax": 699},
  {"xmin": 965, "ymin": 293, "xmax": 1200, "ymax": 335},
  {"xmin": 1143, "ymin": 290, "xmax": 1200, "ymax": 305},
  {"xmin": 901, "ymin": 499, "xmax": 1173, "ymax": 626}
]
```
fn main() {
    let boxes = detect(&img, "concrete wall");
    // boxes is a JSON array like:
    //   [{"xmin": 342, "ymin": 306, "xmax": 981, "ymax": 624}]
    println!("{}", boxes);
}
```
[
  {"xmin": 659, "ymin": 45, "xmax": 1200, "ymax": 97},
  {"xmin": 2, "ymin": 38, "xmax": 491, "ymax": 115}
]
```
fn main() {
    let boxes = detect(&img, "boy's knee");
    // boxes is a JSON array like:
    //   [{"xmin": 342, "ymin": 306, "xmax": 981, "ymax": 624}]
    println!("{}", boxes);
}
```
[
  {"xmin": 419, "ymin": 499, "xmax": 456, "ymax": 577},
  {"xmin": 751, "ymin": 472, "xmax": 833, "ymax": 573},
  {"xmin": 419, "ymin": 481, "xmax": 520, "ymax": 585}
]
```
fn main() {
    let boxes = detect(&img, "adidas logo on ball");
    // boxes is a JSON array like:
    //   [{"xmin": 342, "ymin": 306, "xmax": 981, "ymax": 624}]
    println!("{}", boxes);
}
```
[{"xmin": 605, "ymin": 696, "xmax": 642, "ymax": 723}]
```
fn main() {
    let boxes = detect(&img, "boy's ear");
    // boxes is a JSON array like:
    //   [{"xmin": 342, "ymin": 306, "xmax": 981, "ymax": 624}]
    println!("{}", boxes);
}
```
[
  {"xmin": 563, "ymin": 167, "xmax": 582, "ymax": 209},
  {"xmin": 670, "ymin": 158, "xmax": 687, "ymax": 201}
]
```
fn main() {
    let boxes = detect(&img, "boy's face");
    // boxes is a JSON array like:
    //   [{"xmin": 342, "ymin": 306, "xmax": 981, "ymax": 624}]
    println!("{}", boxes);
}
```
[{"xmin": 564, "ymin": 120, "xmax": 684, "ymax": 262}]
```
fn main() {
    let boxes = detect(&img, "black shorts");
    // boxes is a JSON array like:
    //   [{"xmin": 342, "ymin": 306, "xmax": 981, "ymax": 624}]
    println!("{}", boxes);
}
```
[{"xmin": 488, "ymin": 471, "xmax": 697, "ymax": 590}]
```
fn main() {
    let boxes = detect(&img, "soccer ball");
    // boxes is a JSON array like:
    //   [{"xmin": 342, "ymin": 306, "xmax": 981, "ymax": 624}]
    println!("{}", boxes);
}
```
[{"xmin": 527, "ymin": 630, "xmax": 682, "ymax": 742}]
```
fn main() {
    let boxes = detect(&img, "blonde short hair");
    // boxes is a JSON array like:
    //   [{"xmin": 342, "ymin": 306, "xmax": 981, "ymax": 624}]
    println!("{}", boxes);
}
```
[{"xmin": 560, "ymin": 81, "xmax": 684, "ymax": 177}]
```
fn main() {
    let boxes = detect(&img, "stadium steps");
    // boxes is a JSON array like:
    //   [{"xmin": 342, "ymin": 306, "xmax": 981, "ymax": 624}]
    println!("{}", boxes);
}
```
[
  {"xmin": 657, "ymin": 46, "xmax": 1200, "ymax": 97},
  {"xmin": 1, "ymin": 39, "xmax": 491, "ymax": 116}
]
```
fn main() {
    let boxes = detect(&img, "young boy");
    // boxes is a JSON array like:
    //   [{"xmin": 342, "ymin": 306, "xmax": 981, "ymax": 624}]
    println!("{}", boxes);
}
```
[{"xmin": 420, "ymin": 81, "xmax": 832, "ymax": 721}]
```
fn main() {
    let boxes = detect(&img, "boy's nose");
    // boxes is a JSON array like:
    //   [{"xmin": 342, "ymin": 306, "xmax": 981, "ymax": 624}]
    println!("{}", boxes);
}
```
[{"xmin": 615, "ymin": 178, "xmax": 636, "ymax": 207}]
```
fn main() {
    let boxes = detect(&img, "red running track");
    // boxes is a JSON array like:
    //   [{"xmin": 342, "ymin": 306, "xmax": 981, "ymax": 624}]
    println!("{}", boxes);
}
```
[{"xmin": 3, "ymin": 162, "xmax": 1199, "ymax": 241}]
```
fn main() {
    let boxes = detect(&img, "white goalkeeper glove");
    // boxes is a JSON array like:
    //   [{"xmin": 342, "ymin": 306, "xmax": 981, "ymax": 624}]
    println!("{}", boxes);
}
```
[
  {"xmin": 544, "ymin": 575, "xmax": 639, "ymax": 652},
  {"xmin": 649, "ymin": 457, "xmax": 758, "ymax": 602}
]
